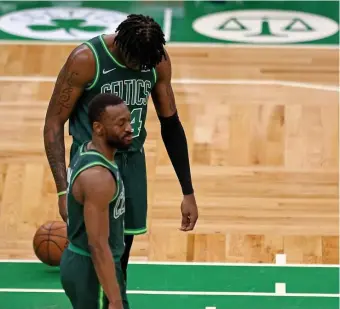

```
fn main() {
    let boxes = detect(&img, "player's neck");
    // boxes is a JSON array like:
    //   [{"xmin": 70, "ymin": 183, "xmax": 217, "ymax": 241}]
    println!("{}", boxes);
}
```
[
  {"xmin": 103, "ymin": 34, "xmax": 126, "ymax": 66},
  {"xmin": 87, "ymin": 140, "xmax": 116, "ymax": 162},
  {"xmin": 112, "ymin": 43, "xmax": 128, "ymax": 67}
]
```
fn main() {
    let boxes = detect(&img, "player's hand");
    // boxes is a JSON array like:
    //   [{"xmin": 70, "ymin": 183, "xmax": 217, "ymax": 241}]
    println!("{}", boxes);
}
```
[
  {"xmin": 109, "ymin": 300, "xmax": 123, "ymax": 309},
  {"xmin": 180, "ymin": 193, "xmax": 198, "ymax": 231},
  {"xmin": 58, "ymin": 194, "xmax": 68, "ymax": 223}
]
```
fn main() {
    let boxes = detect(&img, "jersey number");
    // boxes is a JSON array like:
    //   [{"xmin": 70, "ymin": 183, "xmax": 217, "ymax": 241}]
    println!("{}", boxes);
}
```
[
  {"xmin": 131, "ymin": 108, "xmax": 142, "ymax": 138},
  {"xmin": 113, "ymin": 191, "xmax": 125, "ymax": 219}
]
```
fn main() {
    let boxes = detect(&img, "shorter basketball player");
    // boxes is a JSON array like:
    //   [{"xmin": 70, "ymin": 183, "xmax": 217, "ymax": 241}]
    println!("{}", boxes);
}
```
[{"xmin": 60, "ymin": 93, "xmax": 132, "ymax": 309}]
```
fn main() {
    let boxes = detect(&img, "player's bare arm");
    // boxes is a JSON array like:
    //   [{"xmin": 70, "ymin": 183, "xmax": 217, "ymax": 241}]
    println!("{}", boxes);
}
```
[
  {"xmin": 151, "ymin": 51, "xmax": 198, "ymax": 231},
  {"xmin": 150, "ymin": 51, "xmax": 177, "ymax": 117},
  {"xmin": 43, "ymin": 44, "xmax": 95, "ymax": 220},
  {"xmin": 43, "ymin": 45, "xmax": 95, "ymax": 194},
  {"xmin": 77, "ymin": 166, "xmax": 123, "ymax": 309}
]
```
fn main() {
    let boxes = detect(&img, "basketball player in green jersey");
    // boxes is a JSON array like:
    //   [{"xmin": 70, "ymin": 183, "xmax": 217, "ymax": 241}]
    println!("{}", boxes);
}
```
[
  {"xmin": 60, "ymin": 93, "xmax": 132, "ymax": 309},
  {"xmin": 44, "ymin": 14, "xmax": 198, "ymax": 282}
]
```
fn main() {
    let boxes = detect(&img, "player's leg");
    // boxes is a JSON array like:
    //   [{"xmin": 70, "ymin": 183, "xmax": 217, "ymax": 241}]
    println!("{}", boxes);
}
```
[
  {"xmin": 115, "ymin": 260, "xmax": 131, "ymax": 309},
  {"xmin": 60, "ymin": 248, "xmax": 109, "ymax": 309},
  {"xmin": 121, "ymin": 234, "xmax": 134, "ymax": 282}
]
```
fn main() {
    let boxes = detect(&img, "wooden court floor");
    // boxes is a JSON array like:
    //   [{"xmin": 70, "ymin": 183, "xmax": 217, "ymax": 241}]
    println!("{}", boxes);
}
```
[{"xmin": 0, "ymin": 43, "xmax": 338, "ymax": 264}]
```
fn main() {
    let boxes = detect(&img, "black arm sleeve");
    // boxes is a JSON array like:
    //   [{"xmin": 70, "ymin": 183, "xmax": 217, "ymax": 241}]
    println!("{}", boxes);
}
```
[{"xmin": 158, "ymin": 112, "xmax": 194, "ymax": 195}]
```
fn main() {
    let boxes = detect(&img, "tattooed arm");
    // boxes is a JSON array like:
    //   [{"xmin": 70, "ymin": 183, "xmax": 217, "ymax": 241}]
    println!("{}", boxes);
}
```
[
  {"xmin": 151, "ymin": 51, "xmax": 198, "ymax": 231},
  {"xmin": 43, "ymin": 44, "xmax": 95, "ymax": 206}
]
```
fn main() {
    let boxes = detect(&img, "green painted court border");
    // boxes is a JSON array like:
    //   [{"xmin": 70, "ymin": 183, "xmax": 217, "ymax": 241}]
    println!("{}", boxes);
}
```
[
  {"xmin": 0, "ymin": 39, "xmax": 338, "ymax": 49},
  {"xmin": 0, "ymin": 258, "xmax": 339, "ymax": 294},
  {"xmin": 0, "ymin": 289, "xmax": 339, "ymax": 297},
  {"xmin": 0, "ymin": 0, "xmax": 338, "ymax": 50},
  {"xmin": 0, "ymin": 256, "xmax": 339, "ymax": 309},
  {"xmin": 0, "ymin": 259, "xmax": 339, "ymax": 299}
]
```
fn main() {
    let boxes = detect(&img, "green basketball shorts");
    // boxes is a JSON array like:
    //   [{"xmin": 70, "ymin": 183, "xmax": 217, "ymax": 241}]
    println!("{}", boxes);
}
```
[
  {"xmin": 60, "ymin": 248, "xmax": 130, "ymax": 309},
  {"xmin": 115, "ymin": 149, "xmax": 147, "ymax": 235},
  {"xmin": 70, "ymin": 142, "xmax": 148, "ymax": 236}
]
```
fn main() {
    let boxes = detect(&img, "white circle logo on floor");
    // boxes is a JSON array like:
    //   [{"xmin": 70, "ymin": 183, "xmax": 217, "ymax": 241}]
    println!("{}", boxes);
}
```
[
  {"xmin": 192, "ymin": 10, "xmax": 339, "ymax": 43},
  {"xmin": 0, "ymin": 7, "xmax": 128, "ymax": 40}
]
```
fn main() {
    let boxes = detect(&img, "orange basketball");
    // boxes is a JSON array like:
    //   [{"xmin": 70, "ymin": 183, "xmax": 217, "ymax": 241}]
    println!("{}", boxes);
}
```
[{"xmin": 33, "ymin": 220, "xmax": 69, "ymax": 266}]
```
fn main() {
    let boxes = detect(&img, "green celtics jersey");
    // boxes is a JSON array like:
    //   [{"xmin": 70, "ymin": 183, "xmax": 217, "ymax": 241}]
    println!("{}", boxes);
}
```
[
  {"xmin": 69, "ymin": 34, "xmax": 157, "ymax": 152},
  {"xmin": 66, "ymin": 142, "xmax": 125, "ymax": 262}
]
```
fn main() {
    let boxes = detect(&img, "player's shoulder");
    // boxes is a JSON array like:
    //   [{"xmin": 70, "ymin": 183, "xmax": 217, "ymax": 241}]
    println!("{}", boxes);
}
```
[
  {"xmin": 157, "ymin": 48, "xmax": 171, "ymax": 67},
  {"xmin": 69, "ymin": 43, "xmax": 95, "ymax": 63},
  {"xmin": 77, "ymin": 164, "xmax": 115, "ymax": 187},
  {"xmin": 82, "ymin": 164, "xmax": 113, "ymax": 179},
  {"xmin": 61, "ymin": 41, "xmax": 97, "ymax": 81},
  {"xmin": 78, "ymin": 165, "xmax": 116, "ymax": 198},
  {"xmin": 66, "ymin": 41, "xmax": 96, "ymax": 67},
  {"xmin": 154, "ymin": 49, "xmax": 172, "ymax": 82}
]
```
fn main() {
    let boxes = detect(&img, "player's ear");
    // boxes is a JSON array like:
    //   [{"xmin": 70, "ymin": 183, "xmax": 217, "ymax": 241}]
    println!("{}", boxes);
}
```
[{"xmin": 92, "ymin": 121, "xmax": 104, "ymax": 136}]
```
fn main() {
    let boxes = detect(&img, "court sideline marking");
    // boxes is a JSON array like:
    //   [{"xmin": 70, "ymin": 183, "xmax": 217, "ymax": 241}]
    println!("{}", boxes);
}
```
[
  {"xmin": 0, "ymin": 76, "xmax": 338, "ymax": 92},
  {"xmin": 0, "ymin": 288, "xmax": 338, "ymax": 298}
]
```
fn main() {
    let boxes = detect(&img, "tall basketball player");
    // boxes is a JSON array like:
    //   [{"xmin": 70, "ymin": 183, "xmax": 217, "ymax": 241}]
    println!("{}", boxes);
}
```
[
  {"xmin": 60, "ymin": 93, "xmax": 132, "ymax": 309},
  {"xmin": 43, "ymin": 14, "xmax": 198, "ymax": 282}
]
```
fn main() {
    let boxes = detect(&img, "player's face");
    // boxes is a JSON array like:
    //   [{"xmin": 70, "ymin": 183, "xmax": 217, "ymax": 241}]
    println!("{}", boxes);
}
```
[
  {"xmin": 124, "ymin": 57, "xmax": 141, "ymax": 71},
  {"xmin": 102, "ymin": 104, "xmax": 133, "ymax": 149},
  {"xmin": 120, "ymin": 49, "xmax": 142, "ymax": 71}
]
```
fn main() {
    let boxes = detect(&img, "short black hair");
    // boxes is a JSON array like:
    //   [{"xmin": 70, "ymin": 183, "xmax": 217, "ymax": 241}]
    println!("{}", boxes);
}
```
[
  {"xmin": 114, "ymin": 14, "xmax": 166, "ymax": 69},
  {"xmin": 88, "ymin": 93, "xmax": 124, "ymax": 125}
]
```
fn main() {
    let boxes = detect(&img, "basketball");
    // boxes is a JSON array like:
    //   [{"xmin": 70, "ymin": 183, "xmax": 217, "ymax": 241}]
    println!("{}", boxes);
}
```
[{"xmin": 33, "ymin": 221, "xmax": 69, "ymax": 266}]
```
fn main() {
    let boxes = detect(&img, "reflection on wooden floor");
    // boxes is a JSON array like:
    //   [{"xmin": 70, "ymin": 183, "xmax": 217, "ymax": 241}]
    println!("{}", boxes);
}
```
[{"xmin": 0, "ymin": 44, "xmax": 338, "ymax": 264}]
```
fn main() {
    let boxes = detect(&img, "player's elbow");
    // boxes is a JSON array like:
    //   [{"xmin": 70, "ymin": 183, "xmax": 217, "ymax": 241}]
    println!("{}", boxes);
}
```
[
  {"xmin": 44, "ymin": 114, "xmax": 64, "ymax": 130},
  {"xmin": 43, "ymin": 120, "xmax": 64, "ymax": 143}
]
